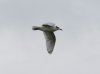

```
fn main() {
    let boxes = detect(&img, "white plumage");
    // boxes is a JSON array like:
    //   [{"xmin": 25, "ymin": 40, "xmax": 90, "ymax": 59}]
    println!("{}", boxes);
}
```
[{"xmin": 32, "ymin": 23, "xmax": 62, "ymax": 54}]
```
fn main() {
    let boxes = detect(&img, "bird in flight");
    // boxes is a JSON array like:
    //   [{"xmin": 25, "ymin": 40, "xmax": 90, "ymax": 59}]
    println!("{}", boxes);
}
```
[{"xmin": 32, "ymin": 23, "xmax": 62, "ymax": 54}]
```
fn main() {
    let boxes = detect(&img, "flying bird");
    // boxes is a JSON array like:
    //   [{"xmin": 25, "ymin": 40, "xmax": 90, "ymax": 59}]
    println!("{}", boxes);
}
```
[{"xmin": 32, "ymin": 23, "xmax": 62, "ymax": 54}]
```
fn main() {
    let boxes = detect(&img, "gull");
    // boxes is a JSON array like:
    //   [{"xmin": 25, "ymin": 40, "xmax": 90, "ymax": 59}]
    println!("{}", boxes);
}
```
[{"xmin": 32, "ymin": 23, "xmax": 62, "ymax": 54}]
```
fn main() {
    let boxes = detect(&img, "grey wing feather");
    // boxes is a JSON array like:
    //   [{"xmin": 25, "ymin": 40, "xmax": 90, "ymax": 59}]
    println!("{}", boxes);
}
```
[
  {"xmin": 42, "ymin": 24, "xmax": 52, "ymax": 27},
  {"xmin": 43, "ymin": 32, "xmax": 56, "ymax": 54}
]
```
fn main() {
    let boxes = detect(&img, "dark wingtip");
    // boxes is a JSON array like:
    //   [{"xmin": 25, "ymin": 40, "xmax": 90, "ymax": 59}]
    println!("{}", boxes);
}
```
[
  {"xmin": 33, "ymin": 28, "xmax": 39, "ymax": 30},
  {"xmin": 48, "ymin": 52, "xmax": 52, "ymax": 54},
  {"xmin": 48, "ymin": 50, "xmax": 53, "ymax": 54},
  {"xmin": 32, "ymin": 26, "xmax": 39, "ymax": 30}
]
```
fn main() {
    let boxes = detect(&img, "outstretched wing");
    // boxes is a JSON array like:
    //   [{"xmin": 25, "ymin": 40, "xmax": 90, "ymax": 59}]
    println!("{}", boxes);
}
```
[{"xmin": 43, "ymin": 32, "xmax": 56, "ymax": 54}]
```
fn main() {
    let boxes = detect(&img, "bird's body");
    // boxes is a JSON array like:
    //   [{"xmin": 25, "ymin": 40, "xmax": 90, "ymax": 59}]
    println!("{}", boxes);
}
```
[
  {"xmin": 33, "ymin": 23, "xmax": 58, "ymax": 32},
  {"xmin": 32, "ymin": 23, "xmax": 62, "ymax": 54}
]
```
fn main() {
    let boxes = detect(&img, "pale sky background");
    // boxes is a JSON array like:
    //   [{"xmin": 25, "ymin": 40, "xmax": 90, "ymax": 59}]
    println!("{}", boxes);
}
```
[{"xmin": 0, "ymin": 0, "xmax": 100, "ymax": 74}]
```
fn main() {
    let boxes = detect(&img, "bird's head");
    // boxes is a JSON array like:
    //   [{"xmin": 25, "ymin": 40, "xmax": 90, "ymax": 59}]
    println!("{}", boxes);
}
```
[{"xmin": 56, "ymin": 26, "xmax": 62, "ymax": 31}]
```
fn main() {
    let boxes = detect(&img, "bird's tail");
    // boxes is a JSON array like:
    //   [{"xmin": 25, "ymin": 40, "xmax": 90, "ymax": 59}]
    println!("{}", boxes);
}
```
[{"xmin": 32, "ymin": 26, "xmax": 40, "ymax": 30}]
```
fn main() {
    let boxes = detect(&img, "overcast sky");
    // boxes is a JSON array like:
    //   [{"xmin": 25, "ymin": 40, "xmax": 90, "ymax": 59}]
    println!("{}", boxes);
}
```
[{"xmin": 0, "ymin": 0, "xmax": 100, "ymax": 74}]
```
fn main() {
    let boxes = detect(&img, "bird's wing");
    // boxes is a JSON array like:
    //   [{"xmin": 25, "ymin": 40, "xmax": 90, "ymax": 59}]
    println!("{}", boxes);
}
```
[
  {"xmin": 42, "ymin": 23, "xmax": 55, "ymax": 27},
  {"xmin": 42, "ymin": 24, "xmax": 52, "ymax": 28},
  {"xmin": 43, "ymin": 32, "xmax": 56, "ymax": 54}
]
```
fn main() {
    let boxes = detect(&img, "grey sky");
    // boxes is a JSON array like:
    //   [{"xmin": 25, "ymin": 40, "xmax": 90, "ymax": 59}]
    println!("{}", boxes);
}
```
[{"xmin": 0, "ymin": 0, "xmax": 100, "ymax": 74}]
